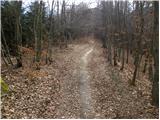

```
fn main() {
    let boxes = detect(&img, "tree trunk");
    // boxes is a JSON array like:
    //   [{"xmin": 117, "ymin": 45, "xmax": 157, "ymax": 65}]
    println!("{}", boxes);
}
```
[
  {"xmin": 151, "ymin": 1, "xmax": 159, "ymax": 107},
  {"xmin": 120, "ymin": 48, "xmax": 125, "ymax": 70},
  {"xmin": 131, "ymin": 53, "xmax": 139, "ymax": 85},
  {"xmin": 130, "ymin": 1, "xmax": 144, "ymax": 85},
  {"xmin": 61, "ymin": 0, "xmax": 67, "ymax": 48},
  {"xmin": 148, "ymin": 55, "xmax": 153, "ymax": 81},
  {"xmin": 2, "ymin": 26, "xmax": 13, "ymax": 66},
  {"xmin": 113, "ymin": 47, "xmax": 117, "ymax": 66},
  {"xmin": 108, "ymin": 40, "xmax": 112, "ymax": 65},
  {"xmin": 126, "ymin": 40, "xmax": 129, "ymax": 64},
  {"xmin": 47, "ymin": 0, "xmax": 54, "ymax": 63},
  {"xmin": 143, "ymin": 53, "xmax": 149, "ymax": 73},
  {"xmin": 34, "ymin": 1, "xmax": 43, "ymax": 67},
  {"xmin": 14, "ymin": 1, "xmax": 22, "ymax": 68},
  {"xmin": 118, "ymin": 48, "xmax": 121, "ymax": 62},
  {"xmin": 1, "ymin": 44, "xmax": 9, "ymax": 67}
]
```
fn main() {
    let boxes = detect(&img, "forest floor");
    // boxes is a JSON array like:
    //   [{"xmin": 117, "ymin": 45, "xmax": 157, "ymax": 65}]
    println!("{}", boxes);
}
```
[{"xmin": 1, "ymin": 37, "xmax": 159, "ymax": 119}]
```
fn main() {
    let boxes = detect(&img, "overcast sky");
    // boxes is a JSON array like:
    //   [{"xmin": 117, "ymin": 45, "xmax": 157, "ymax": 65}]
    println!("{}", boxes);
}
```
[{"xmin": 23, "ymin": 0, "xmax": 98, "ymax": 8}]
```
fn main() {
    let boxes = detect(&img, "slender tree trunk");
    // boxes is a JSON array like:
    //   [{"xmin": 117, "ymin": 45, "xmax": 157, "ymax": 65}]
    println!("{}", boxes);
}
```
[
  {"xmin": 118, "ymin": 48, "xmax": 121, "ymax": 62},
  {"xmin": 15, "ymin": 1, "xmax": 22, "ymax": 68},
  {"xmin": 34, "ymin": 1, "xmax": 43, "ymax": 66},
  {"xmin": 113, "ymin": 47, "xmax": 117, "ymax": 66},
  {"xmin": 137, "ymin": 53, "xmax": 143, "ymax": 78},
  {"xmin": 2, "ymin": 26, "xmax": 13, "ymax": 66},
  {"xmin": 108, "ymin": 39, "xmax": 112, "ymax": 65},
  {"xmin": 47, "ymin": 0, "xmax": 54, "ymax": 63},
  {"xmin": 131, "ymin": 1, "xmax": 144, "ymax": 85},
  {"xmin": 151, "ymin": 1, "xmax": 159, "ymax": 107},
  {"xmin": 120, "ymin": 48, "xmax": 125, "ymax": 70},
  {"xmin": 1, "ymin": 44, "xmax": 9, "ymax": 67},
  {"xmin": 120, "ymin": 1, "xmax": 127, "ymax": 70},
  {"xmin": 61, "ymin": 0, "xmax": 67, "ymax": 48},
  {"xmin": 126, "ymin": 40, "xmax": 129, "ymax": 64},
  {"xmin": 148, "ymin": 55, "xmax": 153, "ymax": 81},
  {"xmin": 131, "ymin": 53, "xmax": 139, "ymax": 85},
  {"xmin": 143, "ymin": 53, "xmax": 149, "ymax": 73}
]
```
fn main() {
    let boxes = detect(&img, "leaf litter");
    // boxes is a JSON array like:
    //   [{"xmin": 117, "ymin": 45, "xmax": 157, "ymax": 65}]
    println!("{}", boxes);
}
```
[
  {"xmin": 1, "ymin": 38, "xmax": 159, "ymax": 119},
  {"xmin": 88, "ymin": 41, "xmax": 158, "ymax": 119}
]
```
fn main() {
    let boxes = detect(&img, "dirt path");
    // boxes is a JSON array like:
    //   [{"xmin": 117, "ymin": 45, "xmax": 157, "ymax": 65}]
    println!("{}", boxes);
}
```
[
  {"xmin": 1, "ymin": 37, "xmax": 158, "ymax": 119},
  {"xmin": 79, "ymin": 47, "xmax": 94, "ymax": 118},
  {"xmin": 1, "ymin": 37, "xmax": 96, "ymax": 119},
  {"xmin": 55, "ymin": 38, "xmax": 96, "ymax": 118}
]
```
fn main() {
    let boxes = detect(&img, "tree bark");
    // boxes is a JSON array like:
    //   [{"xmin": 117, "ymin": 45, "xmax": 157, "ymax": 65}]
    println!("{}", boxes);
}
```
[
  {"xmin": 34, "ymin": 1, "xmax": 43, "ymax": 66},
  {"xmin": 120, "ymin": 48, "xmax": 125, "ymax": 70},
  {"xmin": 131, "ymin": 1, "xmax": 144, "ymax": 85},
  {"xmin": 151, "ymin": 1, "xmax": 159, "ymax": 107},
  {"xmin": 2, "ymin": 26, "xmax": 13, "ymax": 66},
  {"xmin": 143, "ymin": 53, "xmax": 149, "ymax": 73},
  {"xmin": 15, "ymin": 1, "xmax": 22, "ymax": 68},
  {"xmin": 47, "ymin": 0, "xmax": 54, "ymax": 63}
]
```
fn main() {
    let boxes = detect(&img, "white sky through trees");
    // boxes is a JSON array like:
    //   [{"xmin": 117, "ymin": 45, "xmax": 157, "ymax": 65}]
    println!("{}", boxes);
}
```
[{"xmin": 23, "ymin": 0, "xmax": 98, "ymax": 9}]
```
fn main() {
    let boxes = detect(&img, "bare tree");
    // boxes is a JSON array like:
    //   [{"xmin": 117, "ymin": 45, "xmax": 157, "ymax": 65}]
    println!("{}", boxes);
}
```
[
  {"xmin": 47, "ymin": 0, "xmax": 55, "ymax": 63},
  {"xmin": 34, "ymin": 1, "xmax": 43, "ymax": 68},
  {"xmin": 2, "ymin": 26, "xmax": 13, "ymax": 66},
  {"xmin": 151, "ymin": 1, "xmax": 159, "ymax": 107},
  {"xmin": 131, "ymin": 2, "xmax": 144, "ymax": 85},
  {"xmin": 14, "ymin": 1, "xmax": 22, "ymax": 68}
]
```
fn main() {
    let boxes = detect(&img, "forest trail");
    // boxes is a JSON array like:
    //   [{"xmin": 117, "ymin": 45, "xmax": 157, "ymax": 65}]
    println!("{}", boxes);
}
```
[
  {"xmin": 1, "ymin": 0, "xmax": 159, "ymax": 119},
  {"xmin": 56, "ymin": 37, "xmax": 96, "ymax": 119},
  {"xmin": 1, "ymin": 37, "xmax": 158, "ymax": 119},
  {"xmin": 79, "ymin": 46, "xmax": 94, "ymax": 118}
]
